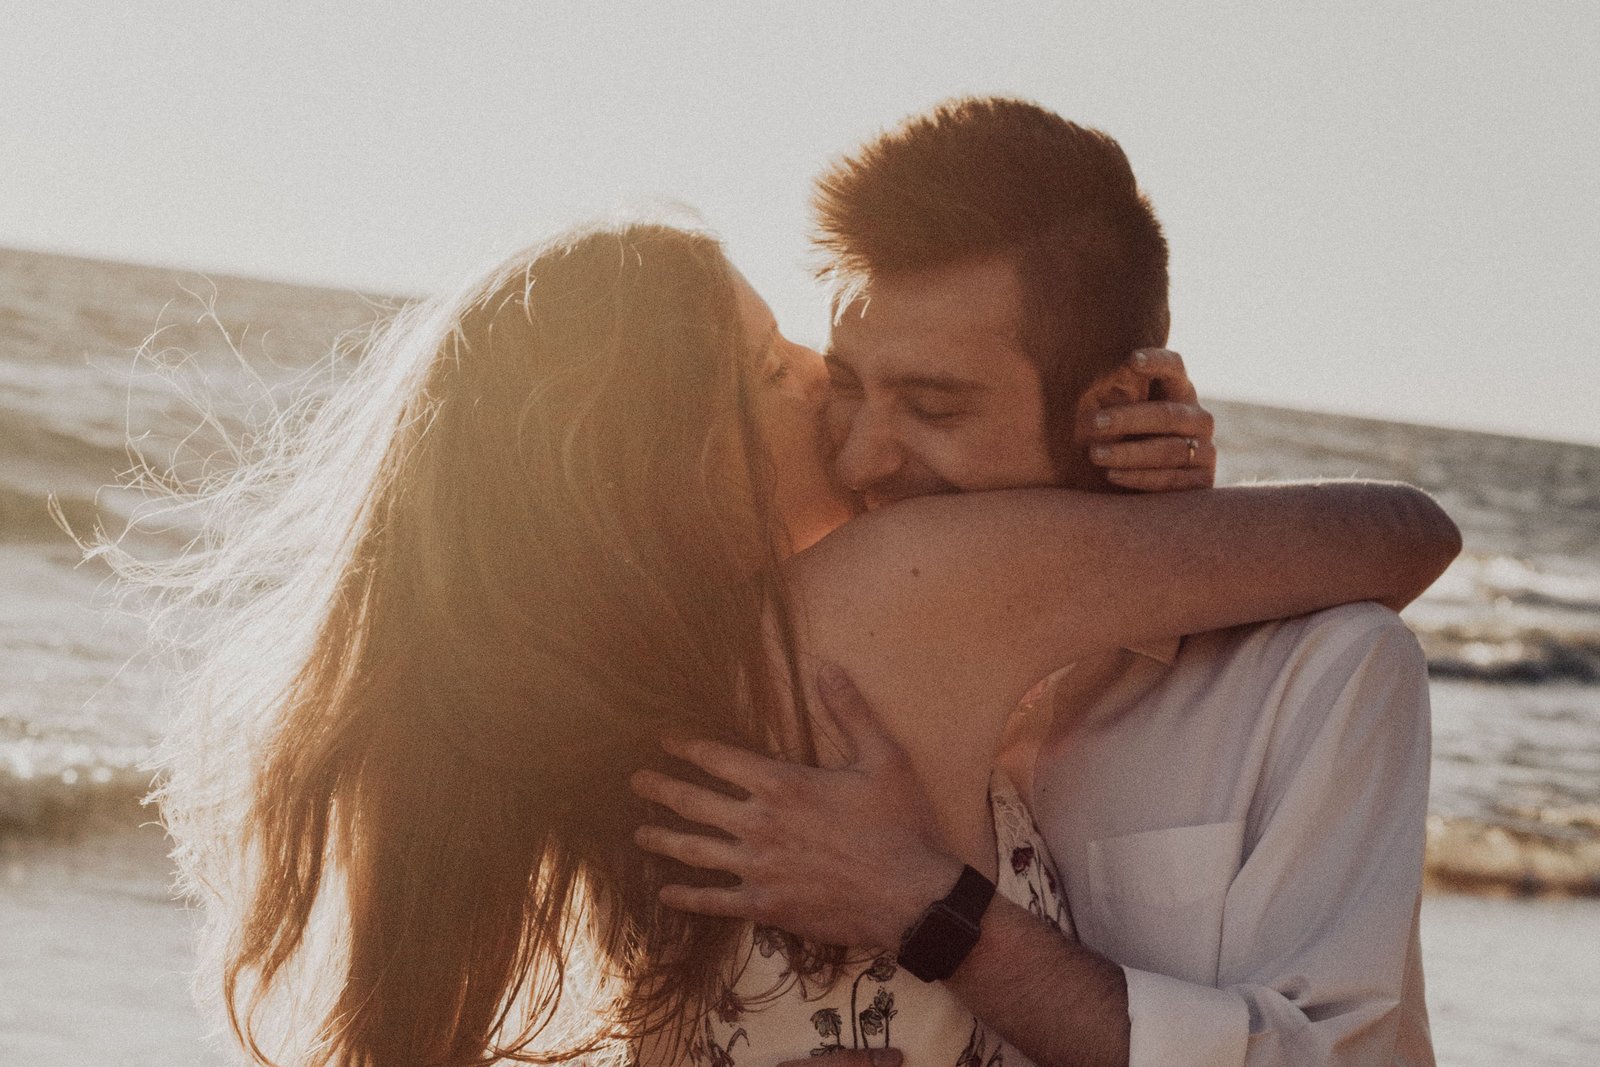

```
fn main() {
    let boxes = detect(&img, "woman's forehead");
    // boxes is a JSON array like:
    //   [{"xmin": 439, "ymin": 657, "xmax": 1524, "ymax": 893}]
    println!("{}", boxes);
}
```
[{"xmin": 730, "ymin": 267, "xmax": 779, "ymax": 343}]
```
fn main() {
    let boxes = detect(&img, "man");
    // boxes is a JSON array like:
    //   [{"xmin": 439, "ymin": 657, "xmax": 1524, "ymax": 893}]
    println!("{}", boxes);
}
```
[{"xmin": 632, "ymin": 98, "xmax": 1441, "ymax": 1066}]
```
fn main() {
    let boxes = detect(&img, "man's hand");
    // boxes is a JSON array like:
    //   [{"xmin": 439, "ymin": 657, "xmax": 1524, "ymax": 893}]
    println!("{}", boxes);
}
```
[
  {"xmin": 630, "ymin": 664, "xmax": 963, "ymax": 950},
  {"xmin": 1078, "ymin": 348, "xmax": 1217, "ymax": 492}
]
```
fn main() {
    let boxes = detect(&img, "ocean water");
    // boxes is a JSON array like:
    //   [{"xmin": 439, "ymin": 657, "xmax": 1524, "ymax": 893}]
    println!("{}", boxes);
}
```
[
  {"xmin": 1211, "ymin": 402, "xmax": 1600, "ymax": 893},
  {"xmin": 2, "ymin": 245, "xmax": 1598, "ymax": 900}
]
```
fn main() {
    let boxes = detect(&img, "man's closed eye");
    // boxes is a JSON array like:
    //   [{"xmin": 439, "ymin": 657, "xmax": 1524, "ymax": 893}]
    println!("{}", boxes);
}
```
[{"xmin": 906, "ymin": 400, "xmax": 964, "ymax": 423}]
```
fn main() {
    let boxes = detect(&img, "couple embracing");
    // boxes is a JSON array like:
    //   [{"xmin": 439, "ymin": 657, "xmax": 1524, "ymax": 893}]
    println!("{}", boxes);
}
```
[{"xmin": 161, "ymin": 97, "xmax": 1456, "ymax": 1067}]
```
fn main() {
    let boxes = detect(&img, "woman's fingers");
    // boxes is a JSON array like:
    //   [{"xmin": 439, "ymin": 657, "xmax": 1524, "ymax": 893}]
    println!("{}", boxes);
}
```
[
  {"xmin": 1084, "ymin": 399, "xmax": 1214, "ymax": 442},
  {"xmin": 629, "ymin": 768, "xmax": 748, "ymax": 830},
  {"xmin": 1090, "ymin": 433, "xmax": 1216, "ymax": 472},
  {"xmin": 1130, "ymin": 347, "xmax": 1199, "ymax": 403},
  {"xmin": 633, "ymin": 824, "xmax": 747, "ymax": 875}
]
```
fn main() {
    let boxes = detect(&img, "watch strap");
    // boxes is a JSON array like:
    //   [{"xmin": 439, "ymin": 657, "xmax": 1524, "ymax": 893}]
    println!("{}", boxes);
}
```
[{"xmin": 896, "ymin": 864, "xmax": 996, "ymax": 982}]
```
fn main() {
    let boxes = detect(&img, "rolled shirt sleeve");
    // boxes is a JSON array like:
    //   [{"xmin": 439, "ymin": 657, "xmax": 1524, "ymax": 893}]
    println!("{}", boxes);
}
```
[
  {"xmin": 1115, "ymin": 609, "xmax": 1434, "ymax": 1067},
  {"xmin": 1125, "ymin": 966, "xmax": 1249, "ymax": 1067}
]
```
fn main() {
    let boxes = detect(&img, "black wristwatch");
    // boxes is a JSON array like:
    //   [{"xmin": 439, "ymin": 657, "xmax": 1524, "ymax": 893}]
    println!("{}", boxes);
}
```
[{"xmin": 896, "ymin": 864, "xmax": 996, "ymax": 982}]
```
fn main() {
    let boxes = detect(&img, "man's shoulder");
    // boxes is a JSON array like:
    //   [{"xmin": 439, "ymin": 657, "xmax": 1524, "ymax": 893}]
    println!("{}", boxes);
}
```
[
  {"xmin": 1160, "ymin": 603, "xmax": 1429, "ymax": 765},
  {"xmin": 1149, "ymin": 603, "xmax": 1426, "ymax": 742},
  {"xmin": 1175, "ymin": 602, "xmax": 1418, "ymax": 675}
]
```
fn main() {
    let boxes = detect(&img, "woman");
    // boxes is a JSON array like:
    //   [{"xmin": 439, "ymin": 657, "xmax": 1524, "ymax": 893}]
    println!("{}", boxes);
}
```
[{"xmin": 146, "ymin": 222, "xmax": 1456, "ymax": 1066}]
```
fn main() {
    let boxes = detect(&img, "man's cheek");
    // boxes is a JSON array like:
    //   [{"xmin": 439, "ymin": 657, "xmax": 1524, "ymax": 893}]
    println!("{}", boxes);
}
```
[
  {"xmin": 910, "ymin": 433, "xmax": 981, "ymax": 493},
  {"xmin": 949, "ymin": 427, "xmax": 1054, "ymax": 492}
]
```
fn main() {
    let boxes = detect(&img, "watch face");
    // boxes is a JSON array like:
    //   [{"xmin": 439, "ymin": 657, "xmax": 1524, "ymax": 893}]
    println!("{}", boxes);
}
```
[{"xmin": 898, "ymin": 901, "xmax": 983, "ymax": 983}]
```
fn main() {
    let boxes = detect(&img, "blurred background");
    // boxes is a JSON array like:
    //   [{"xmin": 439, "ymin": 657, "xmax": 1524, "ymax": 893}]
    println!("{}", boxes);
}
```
[{"xmin": 2, "ymin": 3, "xmax": 1596, "ymax": 1064}]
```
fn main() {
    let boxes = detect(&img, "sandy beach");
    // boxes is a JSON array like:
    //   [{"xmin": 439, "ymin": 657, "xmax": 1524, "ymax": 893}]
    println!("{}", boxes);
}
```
[{"xmin": 3, "ymin": 822, "xmax": 1597, "ymax": 1067}]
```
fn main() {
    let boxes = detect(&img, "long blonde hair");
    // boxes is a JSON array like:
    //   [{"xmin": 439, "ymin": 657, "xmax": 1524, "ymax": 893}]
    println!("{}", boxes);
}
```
[{"xmin": 129, "ymin": 222, "xmax": 818, "ymax": 1065}]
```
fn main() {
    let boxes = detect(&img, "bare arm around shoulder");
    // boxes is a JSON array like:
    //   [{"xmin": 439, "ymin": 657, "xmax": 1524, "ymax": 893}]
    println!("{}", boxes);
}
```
[
  {"xmin": 794, "ymin": 480, "xmax": 1454, "ymax": 708},
  {"xmin": 785, "ymin": 481, "xmax": 1456, "ymax": 855}
]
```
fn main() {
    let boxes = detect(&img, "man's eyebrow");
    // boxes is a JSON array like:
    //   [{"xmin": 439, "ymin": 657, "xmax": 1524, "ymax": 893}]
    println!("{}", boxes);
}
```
[{"xmin": 824, "ymin": 350, "xmax": 987, "ymax": 395}]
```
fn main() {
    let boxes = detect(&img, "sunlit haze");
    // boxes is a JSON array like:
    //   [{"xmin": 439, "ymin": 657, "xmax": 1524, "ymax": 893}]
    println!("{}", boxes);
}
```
[{"xmin": 5, "ymin": 1, "xmax": 1596, "ymax": 444}]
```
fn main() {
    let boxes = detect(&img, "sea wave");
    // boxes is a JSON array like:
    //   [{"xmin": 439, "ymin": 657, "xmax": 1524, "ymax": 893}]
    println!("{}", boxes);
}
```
[
  {"xmin": 1426, "ymin": 811, "xmax": 1600, "ymax": 897},
  {"xmin": 1417, "ymin": 628, "xmax": 1600, "ymax": 685},
  {"xmin": 7, "ymin": 755, "xmax": 1599, "ymax": 899},
  {"xmin": 0, "ymin": 757, "xmax": 156, "ymax": 838},
  {"xmin": 1405, "ymin": 552, "xmax": 1600, "ymax": 684},
  {"xmin": 1427, "ymin": 553, "xmax": 1600, "ymax": 615}
]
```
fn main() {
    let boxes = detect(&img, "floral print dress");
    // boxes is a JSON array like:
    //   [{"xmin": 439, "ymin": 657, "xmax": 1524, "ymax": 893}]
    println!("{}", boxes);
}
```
[{"xmin": 687, "ymin": 772, "xmax": 1071, "ymax": 1067}]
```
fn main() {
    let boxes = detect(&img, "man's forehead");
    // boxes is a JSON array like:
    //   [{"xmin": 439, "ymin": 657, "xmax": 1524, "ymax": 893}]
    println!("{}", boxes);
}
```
[{"xmin": 828, "ymin": 257, "xmax": 1029, "ymax": 378}]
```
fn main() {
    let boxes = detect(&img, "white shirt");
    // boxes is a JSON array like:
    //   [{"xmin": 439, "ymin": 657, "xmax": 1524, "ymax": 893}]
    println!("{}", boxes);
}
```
[{"xmin": 1018, "ymin": 603, "xmax": 1435, "ymax": 1067}]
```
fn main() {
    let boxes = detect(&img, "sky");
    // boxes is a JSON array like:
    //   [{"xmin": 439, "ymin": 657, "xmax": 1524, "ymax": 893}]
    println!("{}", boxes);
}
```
[{"xmin": 4, "ymin": 1, "xmax": 1596, "ymax": 445}]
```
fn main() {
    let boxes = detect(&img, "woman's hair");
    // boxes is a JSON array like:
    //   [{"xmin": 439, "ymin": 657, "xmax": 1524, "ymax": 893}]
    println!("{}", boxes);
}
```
[{"xmin": 124, "ymin": 222, "xmax": 820, "ymax": 1065}]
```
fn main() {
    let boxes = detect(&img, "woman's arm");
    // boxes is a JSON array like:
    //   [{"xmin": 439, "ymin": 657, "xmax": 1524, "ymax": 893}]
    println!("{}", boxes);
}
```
[
  {"xmin": 794, "ymin": 480, "xmax": 1454, "ymax": 706},
  {"xmin": 783, "ymin": 480, "xmax": 1457, "ymax": 855}
]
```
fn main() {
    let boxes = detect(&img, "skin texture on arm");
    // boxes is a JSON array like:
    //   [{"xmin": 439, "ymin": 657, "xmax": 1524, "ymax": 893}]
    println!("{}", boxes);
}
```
[
  {"xmin": 947, "ymin": 899, "xmax": 1130, "ymax": 1067},
  {"xmin": 801, "ymin": 480, "xmax": 1457, "ymax": 682},
  {"xmin": 780, "ymin": 480, "xmax": 1456, "ymax": 856}
]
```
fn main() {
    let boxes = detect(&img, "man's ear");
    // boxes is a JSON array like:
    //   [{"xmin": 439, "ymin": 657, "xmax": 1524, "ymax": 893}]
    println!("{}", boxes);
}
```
[{"xmin": 1153, "ymin": 305, "xmax": 1171, "ymax": 348}]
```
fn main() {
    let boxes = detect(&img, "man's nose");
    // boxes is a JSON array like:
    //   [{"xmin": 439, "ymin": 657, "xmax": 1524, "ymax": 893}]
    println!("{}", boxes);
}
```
[{"xmin": 832, "ymin": 403, "xmax": 904, "ymax": 491}]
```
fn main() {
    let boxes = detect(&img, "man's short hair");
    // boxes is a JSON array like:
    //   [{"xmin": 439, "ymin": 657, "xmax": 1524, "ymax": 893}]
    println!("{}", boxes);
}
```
[{"xmin": 813, "ymin": 96, "xmax": 1170, "ymax": 475}]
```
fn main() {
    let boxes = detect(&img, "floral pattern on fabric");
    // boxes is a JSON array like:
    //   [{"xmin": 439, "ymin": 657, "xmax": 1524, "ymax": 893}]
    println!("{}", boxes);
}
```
[
  {"xmin": 687, "ymin": 772, "xmax": 1069, "ymax": 1067},
  {"xmin": 956, "ymin": 1019, "xmax": 1005, "ymax": 1067},
  {"xmin": 992, "ymin": 782, "xmax": 1070, "ymax": 934},
  {"xmin": 798, "ymin": 954, "xmax": 902, "ymax": 1054}
]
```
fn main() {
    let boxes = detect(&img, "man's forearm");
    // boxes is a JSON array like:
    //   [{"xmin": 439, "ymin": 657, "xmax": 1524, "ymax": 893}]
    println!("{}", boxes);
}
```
[{"xmin": 946, "ymin": 895, "xmax": 1129, "ymax": 1067}]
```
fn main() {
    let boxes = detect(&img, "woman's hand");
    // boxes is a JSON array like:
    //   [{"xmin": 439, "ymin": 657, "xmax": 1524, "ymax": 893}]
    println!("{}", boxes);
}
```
[{"xmin": 1079, "ymin": 348, "xmax": 1217, "ymax": 492}]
